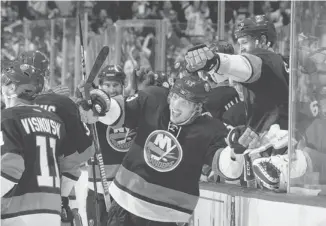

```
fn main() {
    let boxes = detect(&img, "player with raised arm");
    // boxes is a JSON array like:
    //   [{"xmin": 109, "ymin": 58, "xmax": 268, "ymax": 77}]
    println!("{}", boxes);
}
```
[
  {"xmin": 185, "ymin": 15, "xmax": 289, "ymax": 154},
  {"xmin": 91, "ymin": 69, "xmax": 228, "ymax": 225},
  {"xmin": 85, "ymin": 65, "xmax": 137, "ymax": 226}
]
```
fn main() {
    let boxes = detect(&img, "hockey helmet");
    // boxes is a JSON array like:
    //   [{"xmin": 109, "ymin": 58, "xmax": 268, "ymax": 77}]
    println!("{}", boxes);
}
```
[
  {"xmin": 1, "ymin": 60, "xmax": 44, "ymax": 100},
  {"xmin": 17, "ymin": 50, "xmax": 50, "ymax": 78},
  {"xmin": 234, "ymin": 15, "xmax": 277, "ymax": 46},
  {"xmin": 170, "ymin": 75, "xmax": 211, "ymax": 104},
  {"xmin": 99, "ymin": 65, "xmax": 126, "ymax": 85}
]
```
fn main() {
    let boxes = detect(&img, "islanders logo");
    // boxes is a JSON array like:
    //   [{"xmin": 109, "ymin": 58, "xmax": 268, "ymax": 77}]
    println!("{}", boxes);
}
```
[
  {"xmin": 106, "ymin": 126, "xmax": 136, "ymax": 152},
  {"xmin": 144, "ymin": 130, "xmax": 183, "ymax": 172}
]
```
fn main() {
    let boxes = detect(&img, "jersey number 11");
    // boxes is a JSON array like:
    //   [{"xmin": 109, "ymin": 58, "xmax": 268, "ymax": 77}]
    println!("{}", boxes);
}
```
[{"xmin": 36, "ymin": 136, "xmax": 60, "ymax": 188}]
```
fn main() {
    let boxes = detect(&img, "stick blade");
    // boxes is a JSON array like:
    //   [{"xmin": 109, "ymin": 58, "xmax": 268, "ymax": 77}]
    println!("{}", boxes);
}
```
[{"xmin": 86, "ymin": 46, "xmax": 110, "ymax": 84}]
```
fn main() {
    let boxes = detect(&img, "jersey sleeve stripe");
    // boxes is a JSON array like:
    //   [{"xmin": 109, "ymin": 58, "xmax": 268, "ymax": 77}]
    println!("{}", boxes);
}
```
[
  {"xmin": 113, "ymin": 165, "xmax": 198, "ymax": 213},
  {"xmin": 1, "ymin": 192, "xmax": 61, "ymax": 219},
  {"xmin": 1, "ymin": 153, "xmax": 25, "ymax": 181}
]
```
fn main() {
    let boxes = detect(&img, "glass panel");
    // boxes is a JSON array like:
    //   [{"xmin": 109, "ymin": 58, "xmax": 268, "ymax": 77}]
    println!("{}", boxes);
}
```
[
  {"xmin": 289, "ymin": 1, "xmax": 326, "ymax": 196},
  {"xmin": 114, "ymin": 20, "xmax": 165, "ymax": 77}
]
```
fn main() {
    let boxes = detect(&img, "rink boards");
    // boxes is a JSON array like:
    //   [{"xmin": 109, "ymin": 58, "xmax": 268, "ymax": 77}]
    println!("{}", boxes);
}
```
[{"xmin": 193, "ymin": 183, "xmax": 326, "ymax": 226}]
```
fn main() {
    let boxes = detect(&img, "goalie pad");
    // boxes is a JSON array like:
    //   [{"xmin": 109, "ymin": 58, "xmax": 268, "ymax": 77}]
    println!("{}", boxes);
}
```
[{"xmin": 212, "ymin": 146, "xmax": 244, "ymax": 181}]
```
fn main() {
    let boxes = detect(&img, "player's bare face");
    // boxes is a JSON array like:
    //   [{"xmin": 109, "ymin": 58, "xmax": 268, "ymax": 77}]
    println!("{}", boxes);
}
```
[
  {"xmin": 169, "ymin": 93, "xmax": 197, "ymax": 124},
  {"xmin": 237, "ymin": 36, "xmax": 255, "ymax": 53},
  {"xmin": 100, "ymin": 80, "xmax": 123, "ymax": 97}
]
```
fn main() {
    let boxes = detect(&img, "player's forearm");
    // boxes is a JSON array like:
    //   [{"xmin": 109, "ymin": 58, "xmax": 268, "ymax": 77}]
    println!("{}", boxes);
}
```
[{"xmin": 216, "ymin": 53, "xmax": 262, "ymax": 83}]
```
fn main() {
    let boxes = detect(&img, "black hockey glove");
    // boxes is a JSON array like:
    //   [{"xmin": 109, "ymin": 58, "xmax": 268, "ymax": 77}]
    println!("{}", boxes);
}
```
[
  {"xmin": 227, "ymin": 125, "xmax": 259, "ymax": 154},
  {"xmin": 185, "ymin": 44, "xmax": 220, "ymax": 73},
  {"xmin": 61, "ymin": 197, "xmax": 74, "ymax": 223}
]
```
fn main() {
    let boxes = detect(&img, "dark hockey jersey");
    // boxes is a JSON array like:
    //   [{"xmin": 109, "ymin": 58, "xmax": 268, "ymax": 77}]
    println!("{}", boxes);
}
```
[
  {"xmin": 87, "ymin": 121, "xmax": 136, "ymax": 193},
  {"xmin": 204, "ymin": 85, "xmax": 241, "ymax": 120},
  {"xmin": 34, "ymin": 93, "xmax": 93, "ymax": 181},
  {"xmin": 109, "ymin": 86, "xmax": 228, "ymax": 222},
  {"xmin": 241, "ymin": 48, "xmax": 289, "ymax": 131},
  {"xmin": 1, "ymin": 106, "xmax": 66, "ymax": 221}
]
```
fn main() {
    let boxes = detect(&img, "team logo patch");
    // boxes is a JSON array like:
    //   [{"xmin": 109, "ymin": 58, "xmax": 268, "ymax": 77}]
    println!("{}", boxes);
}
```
[
  {"xmin": 144, "ymin": 130, "xmax": 183, "ymax": 172},
  {"xmin": 106, "ymin": 126, "xmax": 136, "ymax": 152},
  {"xmin": 126, "ymin": 93, "xmax": 138, "ymax": 102}
]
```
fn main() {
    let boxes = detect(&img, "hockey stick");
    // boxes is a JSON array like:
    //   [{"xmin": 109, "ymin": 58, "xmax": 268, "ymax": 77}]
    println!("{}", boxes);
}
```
[{"xmin": 77, "ymin": 8, "xmax": 111, "ymax": 219}]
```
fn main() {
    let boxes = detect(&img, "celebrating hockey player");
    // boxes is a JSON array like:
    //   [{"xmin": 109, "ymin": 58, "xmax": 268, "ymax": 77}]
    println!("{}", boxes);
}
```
[
  {"xmin": 94, "ymin": 70, "xmax": 228, "ymax": 225},
  {"xmin": 14, "ymin": 50, "xmax": 102, "ymax": 225},
  {"xmin": 86, "ymin": 65, "xmax": 137, "ymax": 226},
  {"xmin": 185, "ymin": 15, "xmax": 289, "ymax": 154},
  {"xmin": 0, "ymin": 59, "xmax": 93, "ymax": 226}
]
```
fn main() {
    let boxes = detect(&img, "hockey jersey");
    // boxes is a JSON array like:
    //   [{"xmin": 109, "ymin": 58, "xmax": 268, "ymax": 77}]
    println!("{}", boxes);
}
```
[
  {"xmin": 108, "ymin": 86, "xmax": 228, "ymax": 222},
  {"xmin": 87, "ymin": 121, "xmax": 136, "ymax": 193},
  {"xmin": 204, "ymin": 85, "xmax": 242, "ymax": 120},
  {"xmin": 1, "ymin": 106, "xmax": 66, "ymax": 225},
  {"xmin": 34, "ymin": 93, "xmax": 93, "ymax": 182},
  {"xmin": 241, "ymin": 48, "xmax": 289, "ymax": 131}
]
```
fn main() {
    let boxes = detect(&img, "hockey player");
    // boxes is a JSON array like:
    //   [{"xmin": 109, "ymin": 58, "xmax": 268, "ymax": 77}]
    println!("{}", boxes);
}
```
[
  {"xmin": 0, "ymin": 60, "xmax": 89, "ymax": 226},
  {"xmin": 201, "ymin": 40, "xmax": 246, "ymax": 126},
  {"xmin": 185, "ymin": 15, "xmax": 289, "ymax": 154},
  {"xmin": 94, "ymin": 70, "xmax": 228, "ymax": 225},
  {"xmin": 17, "ymin": 50, "xmax": 71, "ymax": 97},
  {"xmin": 15, "ymin": 50, "xmax": 101, "ymax": 224},
  {"xmin": 86, "ymin": 65, "xmax": 137, "ymax": 226}
]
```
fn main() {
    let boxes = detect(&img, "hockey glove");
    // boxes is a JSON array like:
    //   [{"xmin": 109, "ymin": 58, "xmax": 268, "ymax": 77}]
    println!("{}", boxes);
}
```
[
  {"xmin": 61, "ymin": 197, "xmax": 74, "ymax": 223},
  {"xmin": 227, "ymin": 125, "xmax": 259, "ymax": 154},
  {"xmin": 185, "ymin": 44, "xmax": 220, "ymax": 73}
]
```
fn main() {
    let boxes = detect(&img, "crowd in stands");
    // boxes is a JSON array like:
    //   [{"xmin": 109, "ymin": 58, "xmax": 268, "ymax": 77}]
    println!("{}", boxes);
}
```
[{"xmin": 1, "ymin": 1, "xmax": 291, "ymax": 76}]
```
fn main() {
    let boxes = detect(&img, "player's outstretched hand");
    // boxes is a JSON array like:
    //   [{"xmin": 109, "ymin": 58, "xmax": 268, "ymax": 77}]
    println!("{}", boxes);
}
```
[{"xmin": 185, "ymin": 44, "xmax": 219, "ymax": 73}]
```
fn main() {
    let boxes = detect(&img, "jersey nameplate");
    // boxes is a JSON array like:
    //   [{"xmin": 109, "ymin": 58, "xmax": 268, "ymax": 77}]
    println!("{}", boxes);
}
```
[
  {"xmin": 106, "ymin": 126, "xmax": 136, "ymax": 152},
  {"xmin": 144, "ymin": 130, "xmax": 183, "ymax": 172}
]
